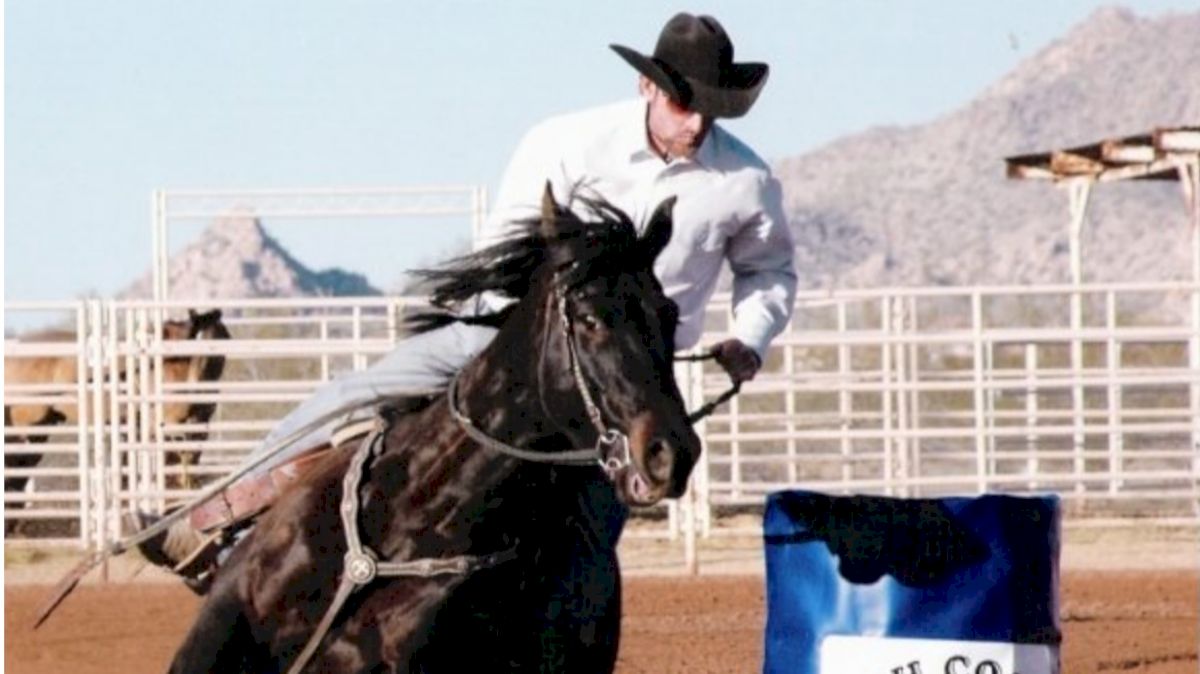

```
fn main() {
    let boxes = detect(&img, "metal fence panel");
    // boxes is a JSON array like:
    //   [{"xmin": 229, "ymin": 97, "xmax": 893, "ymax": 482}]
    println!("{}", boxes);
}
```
[{"xmin": 5, "ymin": 284, "xmax": 1200, "ymax": 553}]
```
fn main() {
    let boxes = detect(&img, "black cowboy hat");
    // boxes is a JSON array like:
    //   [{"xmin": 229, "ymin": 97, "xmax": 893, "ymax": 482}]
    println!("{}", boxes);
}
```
[{"xmin": 610, "ymin": 13, "xmax": 768, "ymax": 119}]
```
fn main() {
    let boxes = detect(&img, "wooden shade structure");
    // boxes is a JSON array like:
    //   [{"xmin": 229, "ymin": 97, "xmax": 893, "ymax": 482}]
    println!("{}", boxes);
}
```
[
  {"xmin": 1005, "ymin": 126, "xmax": 1200, "ymax": 287},
  {"xmin": 1005, "ymin": 127, "xmax": 1200, "ymax": 489}
]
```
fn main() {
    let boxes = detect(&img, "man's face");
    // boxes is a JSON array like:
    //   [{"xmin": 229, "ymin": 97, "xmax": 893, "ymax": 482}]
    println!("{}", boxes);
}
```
[{"xmin": 640, "ymin": 77, "xmax": 713, "ymax": 161}]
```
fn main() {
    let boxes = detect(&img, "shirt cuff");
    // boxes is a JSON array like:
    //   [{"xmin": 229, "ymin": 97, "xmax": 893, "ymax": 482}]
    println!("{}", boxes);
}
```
[{"xmin": 732, "ymin": 318, "xmax": 774, "ymax": 364}]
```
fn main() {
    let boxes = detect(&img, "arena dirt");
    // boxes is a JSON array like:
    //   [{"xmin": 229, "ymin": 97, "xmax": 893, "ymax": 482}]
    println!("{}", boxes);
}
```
[{"xmin": 5, "ymin": 570, "xmax": 1197, "ymax": 673}]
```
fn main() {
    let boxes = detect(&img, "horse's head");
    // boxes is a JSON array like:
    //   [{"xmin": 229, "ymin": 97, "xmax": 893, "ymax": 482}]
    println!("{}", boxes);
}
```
[
  {"xmin": 161, "ymin": 309, "xmax": 229, "ymax": 342},
  {"xmin": 528, "ymin": 185, "xmax": 702, "ymax": 506},
  {"xmin": 161, "ymin": 309, "xmax": 231, "ymax": 383},
  {"xmin": 413, "ymin": 185, "xmax": 703, "ymax": 506},
  {"xmin": 185, "ymin": 309, "xmax": 231, "ymax": 341},
  {"xmin": 186, "ymin": 309, "xmax": 230, "ymax": 383}
]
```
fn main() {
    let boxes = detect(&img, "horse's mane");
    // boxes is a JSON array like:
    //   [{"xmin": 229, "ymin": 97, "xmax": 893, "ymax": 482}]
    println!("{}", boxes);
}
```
[{"xmin": 406, "ymin": 193, "xmax": 641, "ymax": 335}]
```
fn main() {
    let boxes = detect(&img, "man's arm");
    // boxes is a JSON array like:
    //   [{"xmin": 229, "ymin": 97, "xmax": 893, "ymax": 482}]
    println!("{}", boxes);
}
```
[{"xmin": 720, "ymin": 173, "xmax": 797, "ymax": 379}]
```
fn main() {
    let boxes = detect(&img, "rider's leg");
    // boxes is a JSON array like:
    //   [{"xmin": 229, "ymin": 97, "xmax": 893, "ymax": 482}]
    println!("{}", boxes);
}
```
[
  {"xmin": 135, "ymin": 321, "xmax": 499, "ymax": 583},
  {"xmin": 246, "ymin": 321, "xmax": 499, "ymax": 479}
]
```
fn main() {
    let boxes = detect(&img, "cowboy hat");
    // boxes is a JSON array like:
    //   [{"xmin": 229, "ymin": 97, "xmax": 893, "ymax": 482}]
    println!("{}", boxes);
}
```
[{"xmin": 610, "ymin": 13, "xmax": 768, "ymax": 119}]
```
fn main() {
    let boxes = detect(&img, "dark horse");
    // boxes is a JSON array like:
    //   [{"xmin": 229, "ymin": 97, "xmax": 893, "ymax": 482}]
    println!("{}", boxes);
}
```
[
  {"xmin": 4, "ymin": 309, "xmax": 230, "ymax": 526},
  {"xmin": 165, "ymin": 186, "xmax": 701, "ymax": 673}
]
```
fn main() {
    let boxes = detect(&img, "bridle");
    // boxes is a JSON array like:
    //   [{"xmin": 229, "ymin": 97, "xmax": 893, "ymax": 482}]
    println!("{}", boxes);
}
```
[
  {"xmin": 446, "ymin": 287, "xmax": 634, "ymax": 480},
  {"xmin": 446, "ymin": 281, "xmax": 741, "ymax": 476}
]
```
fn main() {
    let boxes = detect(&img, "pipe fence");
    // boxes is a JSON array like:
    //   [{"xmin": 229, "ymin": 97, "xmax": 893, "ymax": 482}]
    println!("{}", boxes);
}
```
[{"xmin": 5, "ymin": 284, "xmax": 1200, "ymax": 563}]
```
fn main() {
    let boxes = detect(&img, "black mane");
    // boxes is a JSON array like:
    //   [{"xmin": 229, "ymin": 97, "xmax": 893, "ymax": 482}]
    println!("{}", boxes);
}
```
[{"xmin": 407, "ymin": 193, "xmax": 641, "ymax": 334}]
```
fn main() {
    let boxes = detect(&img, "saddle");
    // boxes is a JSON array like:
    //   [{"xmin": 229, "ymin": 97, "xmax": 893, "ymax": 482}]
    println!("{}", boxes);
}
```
[{"xmin": 189, "ymin": 418, "xmax": 378, "ymax": 532}]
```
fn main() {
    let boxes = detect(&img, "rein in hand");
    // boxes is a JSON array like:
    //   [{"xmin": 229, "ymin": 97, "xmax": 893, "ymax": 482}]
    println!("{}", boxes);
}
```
[{"xmin": 675, "ymin": 350, "xmax": 744, "ymax": 424}]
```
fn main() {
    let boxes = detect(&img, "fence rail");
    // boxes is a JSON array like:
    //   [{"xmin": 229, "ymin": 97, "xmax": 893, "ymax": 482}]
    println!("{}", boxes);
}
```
[{"xmin": 5, "ymin": 283, "xmax": 1200, "ymax": 559}]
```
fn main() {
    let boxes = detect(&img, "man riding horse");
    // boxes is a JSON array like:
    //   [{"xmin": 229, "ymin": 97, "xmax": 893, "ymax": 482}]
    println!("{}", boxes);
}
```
[{"xmin": 140, "ymin": 11, "xmax": 798, "ymax": 600}]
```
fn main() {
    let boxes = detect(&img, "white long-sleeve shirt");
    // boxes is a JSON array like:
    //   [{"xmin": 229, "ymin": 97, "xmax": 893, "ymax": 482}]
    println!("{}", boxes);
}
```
[{"xmin": 479, "ymin": 98, "xmax": 797, "ymax": 359}]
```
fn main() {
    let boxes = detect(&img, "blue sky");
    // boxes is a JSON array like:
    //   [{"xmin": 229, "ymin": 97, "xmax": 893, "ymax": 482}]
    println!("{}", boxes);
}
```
[{"xmin": 6, "ymin": 1, "xmax": 1200, "ymax": 309}]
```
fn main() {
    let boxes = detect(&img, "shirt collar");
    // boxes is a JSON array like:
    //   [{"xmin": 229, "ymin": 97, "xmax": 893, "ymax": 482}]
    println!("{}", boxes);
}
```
[{"xmin": 691, "ymin": 130, "xmax": 718, "ymax": 169}]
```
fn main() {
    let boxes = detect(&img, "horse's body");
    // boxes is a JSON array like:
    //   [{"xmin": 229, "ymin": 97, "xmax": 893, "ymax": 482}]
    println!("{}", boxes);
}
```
[
  {"xmin": 412, "ymin": 468, "xmax": 626, "ymax": 672},
  {"xmin": 4, "ymin": 310, "xmax": 230, "ymax": 517},
  {"xmin": 4, "ymin": 329, "xmax": 91, "ymax": 429},
  {"xmin": 166, "ymin": 188, "xmax": 700, "ymax": 673}
]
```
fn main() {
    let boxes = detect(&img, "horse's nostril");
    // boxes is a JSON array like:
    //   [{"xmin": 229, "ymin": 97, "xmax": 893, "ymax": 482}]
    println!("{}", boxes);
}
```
[{"xmin": 644, "ymin": 438, "xmax": 674, "ymax": 483}]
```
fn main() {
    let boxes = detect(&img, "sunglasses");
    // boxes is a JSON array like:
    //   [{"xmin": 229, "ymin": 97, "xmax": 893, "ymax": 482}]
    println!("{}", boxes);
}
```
[{"xmin": 662, "ymin": 93, "xmax": 691, "ymax": 115}]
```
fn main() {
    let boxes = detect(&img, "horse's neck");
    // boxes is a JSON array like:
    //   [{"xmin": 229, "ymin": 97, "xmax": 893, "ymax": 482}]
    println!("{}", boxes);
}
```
[
  {"xmin": 371, "ymin": 333, "xmax": 564, "ymax": 555},
  {"xmin": 457, "ymin": 348, "xmax": 557, "ymax": 446},
  {"xmin": 451, "ymin": 292, "xmax": 562, "ymax": 447},
  {"xmin": 180, "ymin": 326, "xmax": 220, "ymax": 385},
  {"xmin": 183, "ymin": 356, "xmax": 205, "ymax": 385}
]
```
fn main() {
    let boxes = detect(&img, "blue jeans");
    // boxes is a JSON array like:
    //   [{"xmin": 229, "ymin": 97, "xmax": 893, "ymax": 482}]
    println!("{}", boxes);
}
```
[{"xmin": 244, "ymin": 322, "xmax": 499, "ymax": 479}]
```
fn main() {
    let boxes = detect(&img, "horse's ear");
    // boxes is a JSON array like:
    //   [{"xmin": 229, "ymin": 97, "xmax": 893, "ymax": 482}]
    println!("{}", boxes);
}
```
[
  {"xmin": 188, "ymin": 309, "xmax": 198, "ymax": 322},
  {"xmin": 540, "ymin": 181, "xmax": 560, "ymax": 241},
  {"xmin": 640, "ymin": 196, "xmax": 677, "ymax": 264}
]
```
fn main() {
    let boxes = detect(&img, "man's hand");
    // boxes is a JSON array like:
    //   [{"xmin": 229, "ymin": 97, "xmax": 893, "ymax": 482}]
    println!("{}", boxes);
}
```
[{"xmin": 711, "ymin": 339, "xmax": 762, "ymax": 384}]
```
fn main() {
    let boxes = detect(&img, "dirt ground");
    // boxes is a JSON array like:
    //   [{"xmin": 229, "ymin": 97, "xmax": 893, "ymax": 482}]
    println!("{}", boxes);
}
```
[{"xmin": 4, "ymin": 570, "xmax": 1196, "ymax": 674}]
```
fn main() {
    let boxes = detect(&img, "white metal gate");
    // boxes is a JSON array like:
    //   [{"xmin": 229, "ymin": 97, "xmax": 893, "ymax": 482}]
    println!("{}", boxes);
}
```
[{"xmin": 5, "ymin": 284, "xmax": 1200, "ymax": 554}]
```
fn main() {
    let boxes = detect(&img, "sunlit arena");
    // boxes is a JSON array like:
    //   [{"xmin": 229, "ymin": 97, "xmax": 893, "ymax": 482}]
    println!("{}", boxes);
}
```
[{"xmin": 6, "ymin": 4, "xmax": 1199, "ymax": 674}]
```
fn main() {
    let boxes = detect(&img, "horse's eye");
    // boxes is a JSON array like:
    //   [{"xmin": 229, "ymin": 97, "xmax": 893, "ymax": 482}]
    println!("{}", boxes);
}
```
[{"xmin": 577, "ymin": 312, "xmax": 603, "ymax": 331}]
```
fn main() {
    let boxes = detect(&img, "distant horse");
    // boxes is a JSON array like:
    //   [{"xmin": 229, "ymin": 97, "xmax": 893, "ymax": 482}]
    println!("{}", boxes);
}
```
[
  {"xmin": 3, "ymin": 309, "xmax": 230, "ymax": 524},
  {"xmin": 156, "ymin": 309, "xmax": 231, "ymax": 484},
  {"xmin": 164, "ymin": 186, "xmax": 700, "ymax": 673}
]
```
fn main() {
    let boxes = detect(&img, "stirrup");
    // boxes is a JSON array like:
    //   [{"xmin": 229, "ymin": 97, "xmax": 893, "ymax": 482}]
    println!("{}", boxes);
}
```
[
  {"xmin": 180, "ymin": 568, "xmax": 216, "ymax": 595},
  {"xmin": 128, "ymin": 511, "xmax": 228, "ymax": 594}
]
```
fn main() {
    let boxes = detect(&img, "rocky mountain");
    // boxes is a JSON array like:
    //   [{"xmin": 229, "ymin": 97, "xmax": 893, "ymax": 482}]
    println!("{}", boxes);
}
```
[
  {"xmin": 776, "ymin": 7, "xmax": 1200, "ymax": 290},
  {"xmin": 122, "ymin": 8, "xmax": 1196, "ymax": 306},
  {"xmin": 122, "ymin": 212, "xmax": 380, "ymax": 300}
]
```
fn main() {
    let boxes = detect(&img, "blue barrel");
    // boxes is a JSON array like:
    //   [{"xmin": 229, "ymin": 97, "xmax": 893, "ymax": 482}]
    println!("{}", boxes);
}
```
[{"xmin": 763, "ymin": 491, "xmax": 1061, "ymax": 674}]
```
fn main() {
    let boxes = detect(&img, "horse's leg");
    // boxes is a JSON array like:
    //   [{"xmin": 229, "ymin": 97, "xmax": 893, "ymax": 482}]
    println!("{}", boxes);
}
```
[
  {"xmin": 165, "ymin": 574, "xmax": 267, "ymax": 674},
  {"xmin": 519, "ymin": 480, "xmax": 625, "ymax": 674},
  {"xmin": 535, "ymin": 544, "xmax": 623, "ymax": 672},
  {"xmin": 416, "ymin": 480, "xmax": 625, "ymax": 673},
  {"xmin": 3, "ymin": 444, "xmax": 42, "ymax": 536},
  {"xmin": 3, "ymin": 439, "xmax": 43, "ymax": 494},
  {"xmin": 4, "ymin": 407, "xmax": 59, "ymax": 536},
  {"xmin": 163, "ymin": 431, "xmax": 204, "ymax": 491},
  {"xmin": 167, "ymin": 401, "xmax": 218, "ymax": 490},
  {"xmin": 4, "ymin": 407, "xmax": 41, "ymax": 492}
]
